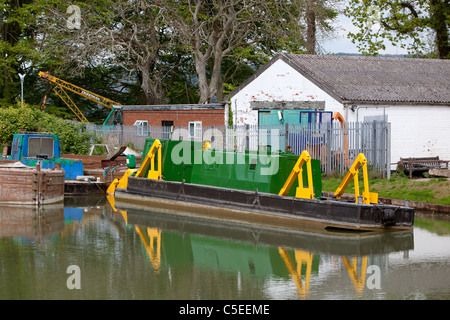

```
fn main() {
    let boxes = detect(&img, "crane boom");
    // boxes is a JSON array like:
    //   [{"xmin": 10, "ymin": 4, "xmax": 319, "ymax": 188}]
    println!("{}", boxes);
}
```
[{"xmin": 39, "ymin": 71, "xmax": 122, "ymax": 123}]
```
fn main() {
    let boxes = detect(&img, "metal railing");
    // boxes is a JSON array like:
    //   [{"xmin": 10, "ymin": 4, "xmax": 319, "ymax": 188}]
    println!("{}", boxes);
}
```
[{"xmin": 85, "ymin": 121, "xmax": 391, "ymax": 177}]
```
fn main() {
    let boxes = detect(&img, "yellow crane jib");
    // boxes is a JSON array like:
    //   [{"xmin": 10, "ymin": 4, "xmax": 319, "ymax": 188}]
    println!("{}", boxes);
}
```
[
  {"xmin": 106, "ymin": 139, "xmax": 163, "ymax": 196},
  {"xmin": 278, "ymin": 150, "xmax": 315, "ymax": 200},
  {"xmin": 38, "ymin": 71, "xmax": 122, "ymax": 123},
  {"xmin": 333, "ymin": 153, "xmax": 378, "ymax": 205}
]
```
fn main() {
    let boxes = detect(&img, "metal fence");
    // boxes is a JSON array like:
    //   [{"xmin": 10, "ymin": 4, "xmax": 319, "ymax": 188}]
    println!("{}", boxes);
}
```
[{"xmin": 86, "ymin": 121, "xmax": 391, "ymax": 177}]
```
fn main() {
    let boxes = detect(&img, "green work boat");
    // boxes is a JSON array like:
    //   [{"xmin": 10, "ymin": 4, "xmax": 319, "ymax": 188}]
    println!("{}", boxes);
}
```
[{"xmin": 110, "ymin": 138, "xmax": 414, "ymax": 231}]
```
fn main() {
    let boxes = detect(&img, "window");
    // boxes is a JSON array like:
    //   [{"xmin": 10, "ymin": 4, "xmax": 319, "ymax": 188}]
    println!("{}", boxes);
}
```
[
  {"xmin": 189, "ymin": 121, "xmax": 202, "ymax": 140},
  {"xmin": 134, "ymin": 120, "xmax": 148, "ymax": 137},
  {"xmin": 162, "ymin": 120, "xmax": 174, "ymax": 139},
  {"xmin": 28, "ymin": 137, "xmax": 54, "ymax": 159},
  {"xmin": 162, "ymin": 120, "xmax": 174, "ymax": 127}
]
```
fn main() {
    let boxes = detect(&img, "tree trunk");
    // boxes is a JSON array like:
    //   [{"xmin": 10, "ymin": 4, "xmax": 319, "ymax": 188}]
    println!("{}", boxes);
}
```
[
  {"xmin": 195, "ymin": 57, "xmax": 211, "ymax": 104},
  {"xmin": 141, "ymin": 65, "xmax": 158, "ymax": 105},
  {"xmin": 209, "ymin": 49, "xmax": 224, "ymax": 103},
  {"xmin": 430, "ymin": 0, "xmax": 449, "ymax": 59},
  {"xmin": 196, "ymin": 52, "xmax": 223, "ymax": 104},
  {"xmin": 306, "ymin": 0, "xmax": 316, "ymax": 54}
]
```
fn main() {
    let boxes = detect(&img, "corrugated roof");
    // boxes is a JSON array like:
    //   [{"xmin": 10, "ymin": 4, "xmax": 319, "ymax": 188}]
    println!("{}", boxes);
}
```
[{"xmin": 229, "ymin": 54, "xmax": 450, "ymax": 106}]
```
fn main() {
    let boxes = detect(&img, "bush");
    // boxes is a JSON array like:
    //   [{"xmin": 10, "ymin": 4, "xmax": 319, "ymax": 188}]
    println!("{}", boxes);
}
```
[{"xmin": 0, "ymin": 104, "xmax": 102, "ymax": 154}]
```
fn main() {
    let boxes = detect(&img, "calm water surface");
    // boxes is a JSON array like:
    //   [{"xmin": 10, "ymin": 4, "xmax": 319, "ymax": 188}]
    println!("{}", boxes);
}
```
[{"xmin": 0, "ymin": 196, "xmax": 449, "ymax": 300}]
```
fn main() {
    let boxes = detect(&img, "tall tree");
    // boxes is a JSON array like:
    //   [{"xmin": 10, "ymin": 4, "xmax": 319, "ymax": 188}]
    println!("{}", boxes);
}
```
[
  {"xmin": 158, "ymin": 0, "xmax": 307, "ymax": 104},
  {"xmin": 37, "ymin": 0, "xmax": 171, "ymax": 105},
  {"xmin": 346, "ymin": 0, "xmax": 450, "ymax": 59},
  {"xmin": 0, "ymin": 0, "xmax": 42, "ymax": 104},
  {"xmin": 304, "ymin": 0, "xmax": 340, "ymax": 54},
  {"xmin": 306, "ymin": 0, "xmax": 317, "ymax": 54}
]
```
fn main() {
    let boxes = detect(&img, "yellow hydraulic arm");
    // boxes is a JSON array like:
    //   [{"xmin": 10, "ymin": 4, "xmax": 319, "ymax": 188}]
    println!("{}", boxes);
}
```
[
  {"xmin": 39, "ymin": 71, "xmax": 122, "ymax": 123},
  {"xmin": 106, "ymin": 139, "xmax": 162, "ymax": 196},
  {"xmin": 135, "ymin": 139, "xmax": 162, "ymax": 180},
  {"xmin": 279, "ymin": 150, "xmax": 315, "ymax": 200},
  {"xmin": 333, "ymin": 153, "xmax": 378, "ymax": 204}
]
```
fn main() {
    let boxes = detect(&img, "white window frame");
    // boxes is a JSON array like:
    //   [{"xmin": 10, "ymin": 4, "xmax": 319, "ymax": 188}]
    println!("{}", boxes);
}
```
[
  {"xmin": 189, "ymin": 121, "xmax": 202, "ymax": 141},
  {"xmin": 134, "ymin": 120, "xmax": 148, "ymax": 137}
]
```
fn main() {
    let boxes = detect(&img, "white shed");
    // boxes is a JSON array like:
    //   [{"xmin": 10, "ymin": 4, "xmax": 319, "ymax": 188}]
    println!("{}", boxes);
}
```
[{"xmin": 227, "ymin": 54, "xmax": 450, "ymax": 169}]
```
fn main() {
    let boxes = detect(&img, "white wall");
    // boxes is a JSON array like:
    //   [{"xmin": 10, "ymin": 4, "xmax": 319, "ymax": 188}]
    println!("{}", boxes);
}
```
[
  {"xmin": 228, "ymin": 59, "xmax": 342, "ymax": 125},
  {"xmin": 228, "ymin": 59, "xmax": 450, "ymax": 170},
  {"xmin": 351, "ymin": 105, "xmax": 450, "ymax": 169}
]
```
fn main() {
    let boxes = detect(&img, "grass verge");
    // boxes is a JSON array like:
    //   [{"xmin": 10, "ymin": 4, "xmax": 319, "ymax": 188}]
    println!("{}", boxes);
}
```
[{"xmin": 322, "ymin": 176, "xmax": 450, "ymax": 206}]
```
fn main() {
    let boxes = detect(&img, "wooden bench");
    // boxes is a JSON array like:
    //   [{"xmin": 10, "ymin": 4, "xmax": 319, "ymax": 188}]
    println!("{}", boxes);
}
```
[{"xmin": 397, "ymin": 156, "xmax": 450, "ymax": 179}]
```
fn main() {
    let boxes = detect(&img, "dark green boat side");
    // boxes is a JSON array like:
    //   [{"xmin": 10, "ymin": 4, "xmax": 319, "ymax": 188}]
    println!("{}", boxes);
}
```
[{"xmin": 141, "ymin": 138, "xmax": 322, "ymax": 199}]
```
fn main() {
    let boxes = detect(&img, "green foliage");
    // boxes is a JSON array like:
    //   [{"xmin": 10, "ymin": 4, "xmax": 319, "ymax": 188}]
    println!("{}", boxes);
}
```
[
  {"xmin": 227, "ymin": 104, "xmax": 234, "ymax": 126},
  {"xmin": 2, "ymin": 0, "xmax": 340, "ymax": 116},
  {"xmin": 345, "ymin": 0, "xmax": 450, "ymax": 58},
  {"xmin": 0, "ymin": 104, "xmax": 102, "ymax": 154},
  {"xmin": 0, "ymin": 0, "xmax": 46, "ymax": 104}
]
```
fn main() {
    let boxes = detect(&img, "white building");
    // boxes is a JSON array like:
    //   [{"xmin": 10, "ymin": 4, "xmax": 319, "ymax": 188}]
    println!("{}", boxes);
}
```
[{"xmin": 227, "ymin": 54, "xmax": 450, "ymax": 169}]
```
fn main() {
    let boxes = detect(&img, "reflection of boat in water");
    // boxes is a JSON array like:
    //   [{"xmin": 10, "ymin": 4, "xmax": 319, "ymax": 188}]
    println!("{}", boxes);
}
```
[
  {"xmin": 0, "ymin": 203, "xmax": 65, "ymax": 240},
  {"xmin": 111, "ymin": 200, "xmax": 414, "ymax": 298},
  {"xmin": 116, "ymin": 200, "xmax": 414, "ymax": 256}
]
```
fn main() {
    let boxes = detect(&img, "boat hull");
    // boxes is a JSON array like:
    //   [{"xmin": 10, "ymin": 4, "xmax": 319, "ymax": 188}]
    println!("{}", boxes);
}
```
[
  {"xmin": 115, "ymin": 177, "xmax": 414, "ymax": 231},
  {"xmin": 0, "ymin": 162, "xmax": 65, "ymax": 205}
]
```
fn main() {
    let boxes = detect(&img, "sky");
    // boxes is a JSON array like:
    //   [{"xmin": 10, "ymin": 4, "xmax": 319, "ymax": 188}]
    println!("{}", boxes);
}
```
[{"xmin": 320, "ymin": 1, "xmax": 410, "ymax": 56}]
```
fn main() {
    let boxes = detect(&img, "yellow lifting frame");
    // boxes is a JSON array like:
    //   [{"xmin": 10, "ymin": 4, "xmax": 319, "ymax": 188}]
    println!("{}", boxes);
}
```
[
  {"xmin": 278, "ymin": 150, "xmax": 315, "ymax": 200},
  {"xmin": 106, "ymin": 139, "xmax": 162, "ymax": 196},
  {"xmin": 333, "ymin": 153, "xmax": 378, "ymax": 205}
]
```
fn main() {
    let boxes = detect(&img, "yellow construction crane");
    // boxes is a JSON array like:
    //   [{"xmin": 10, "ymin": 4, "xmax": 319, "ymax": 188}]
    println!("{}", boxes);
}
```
[{"xmin": 39, "ymin": 71, "xmax": 122, "ymax": 123}]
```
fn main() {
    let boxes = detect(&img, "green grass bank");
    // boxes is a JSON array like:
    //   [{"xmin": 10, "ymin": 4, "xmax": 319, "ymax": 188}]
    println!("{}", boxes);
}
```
[{"xmin": 322, "ymin": 176, "xmax": 450, "ymax": 206}]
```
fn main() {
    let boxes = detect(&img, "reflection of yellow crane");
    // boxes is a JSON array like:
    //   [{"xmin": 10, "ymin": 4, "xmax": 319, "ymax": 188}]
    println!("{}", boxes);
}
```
[
  {"xmin": 38, "ymin": 71, "xmax": 122, "ymax": 123},
  {"xmin": 278, "ymin": 247, "xmax": 313, "ymax": 299},
  {"xmin": 136, "ymin": 226, "xmax": 162, "ymax": 273},
  {"xmin": 106, "ymin": 195, "xmax": 162, "ymax": 273},
  {"xmin": 342, "ymin": 256, "xmax": 368, "ymax": 296}
]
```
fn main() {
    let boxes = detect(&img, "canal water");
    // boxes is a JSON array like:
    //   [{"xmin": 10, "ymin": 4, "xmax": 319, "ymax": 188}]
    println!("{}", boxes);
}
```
[{"xmin": 0, "ymin": 195, "xmax": 449, "ymax": 300}]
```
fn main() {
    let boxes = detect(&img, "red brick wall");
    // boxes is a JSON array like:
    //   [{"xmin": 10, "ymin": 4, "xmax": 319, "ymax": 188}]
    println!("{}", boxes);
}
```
[{"xmin": 123, "ymin": 109, "xmax": 225, "ymax": 127}]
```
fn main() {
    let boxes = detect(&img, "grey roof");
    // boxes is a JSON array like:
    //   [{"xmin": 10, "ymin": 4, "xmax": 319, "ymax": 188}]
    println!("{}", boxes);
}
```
[{"xmin": 228, "ymin": 53, "xmax": 450, "ymax": 106}]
